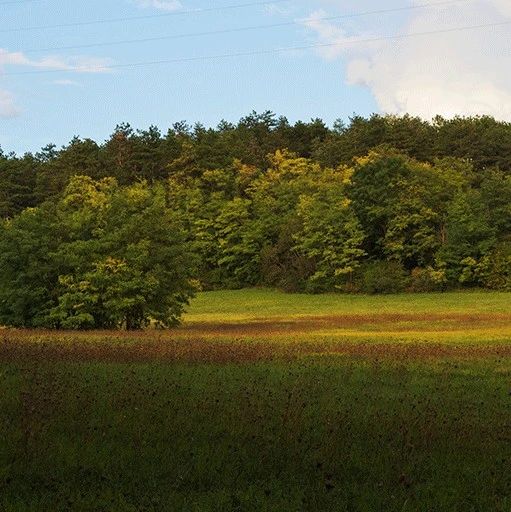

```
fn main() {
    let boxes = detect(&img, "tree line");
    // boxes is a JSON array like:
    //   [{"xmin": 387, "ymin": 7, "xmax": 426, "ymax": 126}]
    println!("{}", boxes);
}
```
[{"xmin": 0, "ymin": 112, "xmax": 510, "ymax": 328}]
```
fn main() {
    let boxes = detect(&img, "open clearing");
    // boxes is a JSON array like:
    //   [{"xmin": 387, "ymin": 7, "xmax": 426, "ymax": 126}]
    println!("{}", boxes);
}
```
[{"xmin": 1, "ymin": 290, "xmax": 511, "ymax": 511}]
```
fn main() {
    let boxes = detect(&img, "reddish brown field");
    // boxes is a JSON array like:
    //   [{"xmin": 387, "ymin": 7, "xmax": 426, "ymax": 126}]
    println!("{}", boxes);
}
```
[{"xmin": 1, "ymin": 308, "xmax": 511, "ymax": 365}]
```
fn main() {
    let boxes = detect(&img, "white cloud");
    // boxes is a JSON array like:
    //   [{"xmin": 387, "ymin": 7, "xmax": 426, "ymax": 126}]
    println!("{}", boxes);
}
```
[
  {"xmin": 302, "ymin": 10, "xmax": 371, "ymax": 60},
  {"xmin": 52, "ymin": 79, "xmax": 82, "ymax": 86},
  {"xmin": 0, "ymin": 49, "xmax": 112, "ymax": 74},
  {"xmin": 479, "ymin": 0, "xmax": 511, "ymax": 16},
  {"xmin": 133, "ymin": 0, "xmax": 182, "ymax": 11},
  {"xmin": 302, "ymin": 0, "xmax": 511, "ymax": 119},
  {"xmin": 0, "ymin": 89, "xmax": 20, "ymax": 118},
  {"xmin": 0, "ymin": 49, "xmax": 112, "ymax": 119},
  {"xmin": 264, "ymin": 3, "xmax": 293, "ymax": 16}
]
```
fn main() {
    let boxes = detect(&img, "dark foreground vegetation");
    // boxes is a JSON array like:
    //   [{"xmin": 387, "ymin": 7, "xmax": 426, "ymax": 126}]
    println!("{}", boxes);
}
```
[
  {"xmin": 1, "ymin": 320, "xmax": 510, "ymax": 511},
  {"xmin": 1, "ymin": 113, "xmax": 511, "ymax": 328}
]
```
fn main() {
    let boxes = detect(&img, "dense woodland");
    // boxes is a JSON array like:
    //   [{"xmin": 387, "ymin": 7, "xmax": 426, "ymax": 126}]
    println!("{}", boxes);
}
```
[{"xmin": 1, "ymin": 112, "xmax": 510, "ymax": 328}]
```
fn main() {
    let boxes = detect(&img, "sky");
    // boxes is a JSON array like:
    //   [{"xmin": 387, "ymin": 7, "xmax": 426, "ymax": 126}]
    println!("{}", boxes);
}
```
[{"xmin": 1, "ymin": 0, "xmax": 510, "ymax": 154}]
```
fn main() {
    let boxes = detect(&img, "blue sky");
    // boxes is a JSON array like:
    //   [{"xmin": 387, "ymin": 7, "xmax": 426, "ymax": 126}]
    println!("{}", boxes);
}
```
[{"xmin": 1, "ymin": 0, "xmax": 510, "ymax": 154}]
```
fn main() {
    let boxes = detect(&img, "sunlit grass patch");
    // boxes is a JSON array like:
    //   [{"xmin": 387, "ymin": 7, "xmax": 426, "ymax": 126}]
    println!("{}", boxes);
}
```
[{"xmin": 184, "ymin": 288, "xmax": 511, "ymax": 322}]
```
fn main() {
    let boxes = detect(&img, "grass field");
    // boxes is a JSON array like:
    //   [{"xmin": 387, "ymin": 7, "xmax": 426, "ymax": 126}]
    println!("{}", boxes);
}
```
[{"xmin": 1, "ymin": 289, "xmax": 511, "ymax": 511}]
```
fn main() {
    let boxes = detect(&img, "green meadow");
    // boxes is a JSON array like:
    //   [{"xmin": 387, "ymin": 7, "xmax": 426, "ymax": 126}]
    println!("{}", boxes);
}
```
[
  {"xmin": 1, "ymin": 289, "xmax": 510, "ymax": 511},
  {"xmin": 185, "ymin": 288, "xmax": 511, "ymax": 320}
]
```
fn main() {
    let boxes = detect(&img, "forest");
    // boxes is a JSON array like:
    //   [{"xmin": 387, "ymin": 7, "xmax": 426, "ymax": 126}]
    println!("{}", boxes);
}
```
[{"xmin": 1, "ymin": 112, "xmax": 510, "ymax": 328}]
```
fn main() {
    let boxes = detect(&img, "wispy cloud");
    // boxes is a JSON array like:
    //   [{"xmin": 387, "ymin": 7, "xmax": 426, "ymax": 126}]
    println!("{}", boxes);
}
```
[
  {"xmin": 301, "ymin": 9, "xmax": 370, "ymax": 60},
  {"xmin": 0, "ymin": 49, "xmax": 112, "ymax": 119},
  {"xmin": 52, "ymin": 79, "xmax": 82, "ymax": 87},
  {"xmin": 0, "ymin": 89, "xmax": 20, "ymax": 119},
  {"xmin": 302, "ymin": 0, "xmax": 511, "ymax": 120},
  {"xmin": 264, "ymin": 3, "xmax": 293, "ymax": 16},
  {"xmin": 0, "ymin": 49, "xmax": 112, "ymax": 74},
  {"xmin": 133, "ymin": 0, "xmax": 182, "ymax": 11}
]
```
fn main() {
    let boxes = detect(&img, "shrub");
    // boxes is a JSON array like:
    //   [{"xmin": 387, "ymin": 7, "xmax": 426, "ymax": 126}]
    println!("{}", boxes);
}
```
[
  {"xmin": 475, "ymin": 242, "xmax": 511, "ymax": 291},
  {"xmin": 0, "ymin": 178, "xmax": 196, "ymax": 329},
  {"xmin": 260, "ymin": 243, "xmax": 314, "ymax": 293},
  {"xmin": 359, "ymin": 261, "xmax": 409, "ymax": 294},
  {"xmin": 408, "ymin": 267, "xmax": 446, "ymax": 292}
]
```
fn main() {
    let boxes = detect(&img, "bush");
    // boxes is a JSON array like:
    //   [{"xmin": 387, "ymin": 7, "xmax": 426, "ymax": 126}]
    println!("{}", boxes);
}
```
[
  {"xmin": 407, "ymin": 267, "xmax": 446, "ymax": 292},
  {"xmin": 475, "ymin": 242, "xmax": 511, "ymax": 291},
  {"xmin": 260, "ymin": 243, "xmax": 314, "ymax": 293},
  {"xmin": 0, "ymin": 178, "xmax": 196, "ymax": 329},
  {"xmin": 260, "ymin": 219, "xmax": 316, "ymax": 293},
  {"xmin": 359, "ymin": 261, "xmax": 409, "ymax": 294}
]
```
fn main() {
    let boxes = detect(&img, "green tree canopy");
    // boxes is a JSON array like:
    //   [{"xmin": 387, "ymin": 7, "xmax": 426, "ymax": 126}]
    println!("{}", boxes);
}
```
[{"xmin": 0, "ymin": 177, "xmax": 195, "ymax": 329}]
